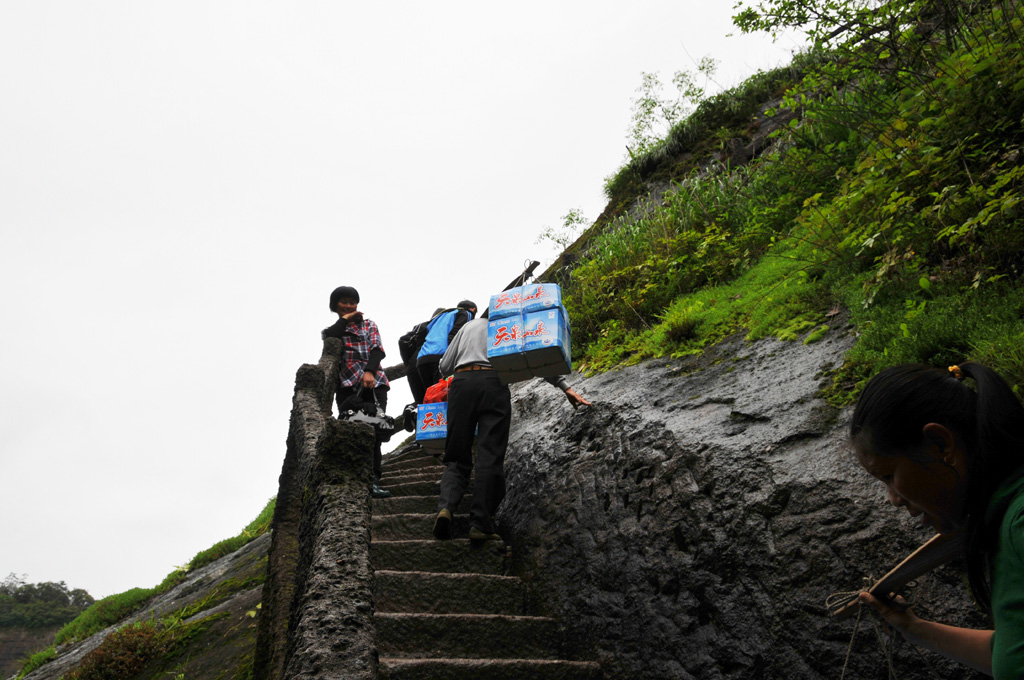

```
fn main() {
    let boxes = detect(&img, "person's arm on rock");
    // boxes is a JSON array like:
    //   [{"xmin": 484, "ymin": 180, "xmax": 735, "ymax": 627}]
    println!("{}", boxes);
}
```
[{"xmin": 544, "ymin": 376, "xmax": 592, "ymax": 409}]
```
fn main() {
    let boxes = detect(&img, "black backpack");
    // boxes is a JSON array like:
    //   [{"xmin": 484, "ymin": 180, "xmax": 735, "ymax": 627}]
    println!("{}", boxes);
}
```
[{"xmin": 398, "ymin": 321, "xmax": 430, "ymax": 365}]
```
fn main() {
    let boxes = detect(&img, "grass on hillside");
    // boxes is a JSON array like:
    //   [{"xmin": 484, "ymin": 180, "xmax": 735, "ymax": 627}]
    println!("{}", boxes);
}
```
[
  {"xmin": 601, "ymin": 52, "xmax": 823, "ymax": 205},
  {"xmin": 54, "ymin": 613, "xmax": 231, "ymax": 680},
  {"xmin": 18, "ymin": 498, "xmax": 275, "ymax": 678},
  {"xmin": 564, "ymin": 0, "xmax": 1024, "ymax": 400}
]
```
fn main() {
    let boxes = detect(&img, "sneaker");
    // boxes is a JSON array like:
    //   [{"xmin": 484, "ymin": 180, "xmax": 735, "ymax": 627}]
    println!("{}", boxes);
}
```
[
  {"xmin": 371, "ymin": 483, "xmax": 391, "ymax": 499},
  {"xmin": 432, "ymin": 508, "xmax": 452, "ymax": 540},
  {"xmin": 468, "ymin": 526, "xmax": 502, "ymax": 542}
]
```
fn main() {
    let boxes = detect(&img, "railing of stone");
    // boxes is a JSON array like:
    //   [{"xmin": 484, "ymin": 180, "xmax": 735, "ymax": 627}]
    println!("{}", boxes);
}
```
[{"xmin": 253, "ymin": 338, "xmax": 380, "ymax": 680}]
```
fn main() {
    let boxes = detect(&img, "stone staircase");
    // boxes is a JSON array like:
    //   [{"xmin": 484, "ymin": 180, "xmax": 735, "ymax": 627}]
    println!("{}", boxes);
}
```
[{"xmin": 371, "ymin": 447, "xmax": 602, "ymax": 680}]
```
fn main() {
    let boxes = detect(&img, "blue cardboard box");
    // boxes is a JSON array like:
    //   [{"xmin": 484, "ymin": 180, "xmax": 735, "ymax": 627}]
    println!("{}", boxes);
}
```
[
  {"xmin": 523, "ymin": 308, "xmax": 571, "ymax": 377},
  {"xmin": 489, "ymin": 286, "xmax": 523, "ymax": 319},
  {"xmin": 416, "ymin": 403, "xmax": 447, "ymax": 449},
  {"xmin": 487, "ymin": 314, "xmax": 528, "ymax": 372},
  {"xmin": 520, "ymin": 283, "xmax": 562, "ymax": 314}
]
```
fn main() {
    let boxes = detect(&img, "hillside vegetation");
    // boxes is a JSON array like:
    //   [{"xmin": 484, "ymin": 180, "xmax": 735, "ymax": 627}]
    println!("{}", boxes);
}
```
[
  {"xmin": 14, "ymin": 1, "xmax": 1024, "ymax": 677},
  {"xmin": 15, "ymin": 500, "xmax": 274, "ymax": 679},
  {"xmin": 552, "ymin": 0, "xmax": 1024, "ymax": 399}
]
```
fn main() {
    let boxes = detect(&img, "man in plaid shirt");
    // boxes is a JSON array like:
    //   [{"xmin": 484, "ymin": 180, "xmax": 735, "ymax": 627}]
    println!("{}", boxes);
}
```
[{"xmin": 322, "ymin": 285, "xmax": 391, "ymax": 498}]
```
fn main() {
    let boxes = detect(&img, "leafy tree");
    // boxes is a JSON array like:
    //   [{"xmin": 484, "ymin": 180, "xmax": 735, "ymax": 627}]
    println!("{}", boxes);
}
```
[
  {"xmin": 626, "ymin": 57, "xmax": 718, "ymax": 157},
  {"xmin": 0, "ymin": 573, "xmax": 94, "ymax": 628},
  {"xmin": 536, "ymin": 208, "xmax": 590, "ymax": 252},
  {"xmin": 732, "ymin": 0, "xmax": 887, "ymax": 43},
  {"xmin": 0, "ymin": 573, "xmax": 26, "ymax": 596}
]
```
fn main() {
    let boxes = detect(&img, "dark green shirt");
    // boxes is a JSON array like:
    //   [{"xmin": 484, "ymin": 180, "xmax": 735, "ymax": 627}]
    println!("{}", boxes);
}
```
[{"xmin": 989, "ymin": 473, "xmax": 1024, "ymax": 679}]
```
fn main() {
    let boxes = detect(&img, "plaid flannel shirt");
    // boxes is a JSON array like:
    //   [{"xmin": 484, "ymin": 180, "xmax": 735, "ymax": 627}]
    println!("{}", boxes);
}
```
[{"xmin": 333, "ymin": 318, "xmax": 390, "ymax": 389}]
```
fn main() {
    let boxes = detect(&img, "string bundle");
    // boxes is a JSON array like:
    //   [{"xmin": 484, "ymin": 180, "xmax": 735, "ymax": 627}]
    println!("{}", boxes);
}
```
[{"xmin": 826, "ymin": 580, "xmax": 946, "ymax": 680}]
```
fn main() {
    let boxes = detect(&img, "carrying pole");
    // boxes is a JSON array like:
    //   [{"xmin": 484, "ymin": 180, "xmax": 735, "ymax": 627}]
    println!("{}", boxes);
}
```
[
  {"xmin": 481, "ymin": 260, "xmax": 540, "ymax": 318},
  {"xmin": 502, "ymin": 260, "xmax": 540, "ymax": 291},
  {"xmin": 830, "ymin": 532, "xmax": 964, "ymax": 618}
]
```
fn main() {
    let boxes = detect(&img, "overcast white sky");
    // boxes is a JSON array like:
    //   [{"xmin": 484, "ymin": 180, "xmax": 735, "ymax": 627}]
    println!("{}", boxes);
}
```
[{"xmin": 0, "ymin": 2, "xmax": 803, "ymax": 599}]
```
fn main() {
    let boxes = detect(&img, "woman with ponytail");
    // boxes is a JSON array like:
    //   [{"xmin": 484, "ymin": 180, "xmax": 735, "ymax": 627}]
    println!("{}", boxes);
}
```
[{"xmin": 850, "ymin": 362, "xmax": 1024, "ymax": 678}]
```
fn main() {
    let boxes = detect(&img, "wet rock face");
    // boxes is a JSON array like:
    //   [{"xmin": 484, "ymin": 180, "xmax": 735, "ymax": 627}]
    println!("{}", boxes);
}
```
[{"xmin": 499, "ymin": 326, "xmax": 986, "ymax": 680}]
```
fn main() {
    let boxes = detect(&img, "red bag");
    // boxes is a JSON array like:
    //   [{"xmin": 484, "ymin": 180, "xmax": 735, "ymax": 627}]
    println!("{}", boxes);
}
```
[{"xmin": 423, "ymin": 377, "xmax": 451, "ymax": 404}]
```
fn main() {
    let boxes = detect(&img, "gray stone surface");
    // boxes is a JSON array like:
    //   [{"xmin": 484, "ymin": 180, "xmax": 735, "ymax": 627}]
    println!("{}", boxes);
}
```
[
  {"xmin": 372, "ymin": 448, "xmax": 602, "ymax": 679},
  {"xmin": 499, "ymin": 320, "xmax": 988, "ymax": 680},
  {"xmin": 255, "ymin": 337, "xmax": 378, "ymax": 680},
  {"xmin": 25, "ymin": 318, "xmax": 991, "ymax": 680},
  {"xmin": 282, "ymin": 419, "xmax": 377, "ymax": 680}
]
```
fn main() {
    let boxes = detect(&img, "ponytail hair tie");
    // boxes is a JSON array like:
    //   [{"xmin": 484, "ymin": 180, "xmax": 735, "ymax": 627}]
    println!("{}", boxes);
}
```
[{"xmin": 948, "ymin": 365, "xmax": 964, "ymax": 380}]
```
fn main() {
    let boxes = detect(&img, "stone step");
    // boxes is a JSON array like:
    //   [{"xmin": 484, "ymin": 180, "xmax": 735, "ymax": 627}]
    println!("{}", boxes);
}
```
[
  {"xmin": 374, "ymin": 570, "xmax": 527, "ymax": 615},
  {"xmin": 376, "ymin": 613, "xmax": 563, "ymax": 660},
  {"xmin": 372, "ymin": 512, "xmax": 471, "ymax": 541},
  {"xmin": 378, "ymin": 473, "xmax": 478, "ymax": 495},
  {"xmin": 383, "ymin": 458, "xmax": 442, "ymax": 473},
  {"xmin": 379, "ymin": 658, "xmax": 602, "ymax": 680},
  {"xmin": 379, "ymin": 468, "xmax": 443, "ymax": 487},
  {"xmin": 381, "ymin": 479, "xmax": 441, "ymax": 497},
  {"xmin": 371, "ymin": 539, "xmax": 507, "ymax": 575},
  {"xmin": 374, "ymin": 495, "xmax": 474, "ymax": 515},
  {"xmin": 379, "ymin": 472, "xmax": 477, "ymax": 495},
  {"xmin": 382, "ymin": 450, "xmax": 444, "ymax": 473}
]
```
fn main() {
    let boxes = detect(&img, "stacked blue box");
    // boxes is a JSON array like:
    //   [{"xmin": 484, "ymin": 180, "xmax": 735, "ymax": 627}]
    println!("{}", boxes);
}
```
[
  {"xmin": 520, "ymin": 282, "xmax": 562, "ymax": 313},
  {"xmin": 487, "ymin": 314, "xmax": 532, "ymax": 383},
  {"xmin": 489, "ymin": 287, "xmax": 523, "ymax": 319},
  {"xmin": 487, "ymin": 315, "xmax": 533, "ymax": 382},
  {"xmin": 486, "ymin": 283, "xmax": 571, "ymax": 383},
  {"xmin": 523, "ymin": 307, "xmax": 571, "ymax": 377}
]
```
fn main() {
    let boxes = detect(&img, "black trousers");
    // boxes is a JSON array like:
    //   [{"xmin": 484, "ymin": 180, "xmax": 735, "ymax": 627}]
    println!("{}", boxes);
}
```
[
  {"xmin": 406, "ymin": 360, "xmax": 427, "ymax": 404},
  {"xmin": 336, "ymin": 384, "xmax": 388, "ymax": 482},
  {"xmin": 438, "ymin": 370, "xmax": 511, "ymax": 534},
  {"xmin": 417, "ymin": 360, "xmax": 442, "ymax": 398}
]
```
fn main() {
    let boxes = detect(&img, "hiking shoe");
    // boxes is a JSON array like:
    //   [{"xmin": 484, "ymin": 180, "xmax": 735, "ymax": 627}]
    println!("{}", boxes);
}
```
[
  {"xmin": 371, "ymin": 483, "xmax": 391, "ymax": 499},
  {"xmin": 433, "ymin": 508, "xmax": 452, "ymax": 540},
  {"xmin": 468, "ymin": 526, "xmax": 502, "ymax": 542},
  {"xmin": 401, "ymin": 403, "xmax": 417, "ymax": 432}
]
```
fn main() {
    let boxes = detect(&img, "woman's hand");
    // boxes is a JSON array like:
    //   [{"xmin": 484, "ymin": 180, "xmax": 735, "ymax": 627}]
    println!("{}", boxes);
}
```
[
  {"xmin": 858, "ymin": 592, "xmax": 920, "ymax": 636},
  {"xmin": 858, "ymin": 592, "xmax": 993, "ymax": 674},
  {"xmin": 360, "ymin": 371, "xmax": 376, "ymax": 389}
]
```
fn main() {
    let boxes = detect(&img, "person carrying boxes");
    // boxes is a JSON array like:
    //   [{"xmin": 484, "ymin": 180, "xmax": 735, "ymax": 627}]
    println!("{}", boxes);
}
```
[{"xmin": 432, "ymin": 310, "xmax": 590, "ymax": 541}]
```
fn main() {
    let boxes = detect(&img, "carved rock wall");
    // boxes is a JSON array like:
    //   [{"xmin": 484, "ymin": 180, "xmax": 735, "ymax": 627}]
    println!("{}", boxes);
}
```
[
  {"xmin": 499, "ymin": 323, "xmax": 987, "ymax": 680},
  {"xmin": 254, "ymin": 338, "xmax": 377, "ymax": 680}
]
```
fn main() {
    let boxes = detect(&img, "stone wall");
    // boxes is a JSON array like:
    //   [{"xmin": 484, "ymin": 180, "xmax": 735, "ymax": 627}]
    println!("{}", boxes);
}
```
[
  {"xmin": 255, "ymin": 320, "xmax": 990, "ymax": 680},
  {"xmin": 498, "ymin": 323, "xmax": 988, "ymax": 680},
  {"xmin": 254, "ymin": 338, "xmax": 378, "ymax": 680}
]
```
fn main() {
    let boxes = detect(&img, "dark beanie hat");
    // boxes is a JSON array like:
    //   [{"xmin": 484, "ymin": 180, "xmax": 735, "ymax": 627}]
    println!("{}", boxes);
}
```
[
  {"xmin": 458, "ymin": 300, "xmax": 477, "ymax": 310},
  {"xmin": 329, "ymin": 286, "xmax": 360, "ymax": 311}
]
